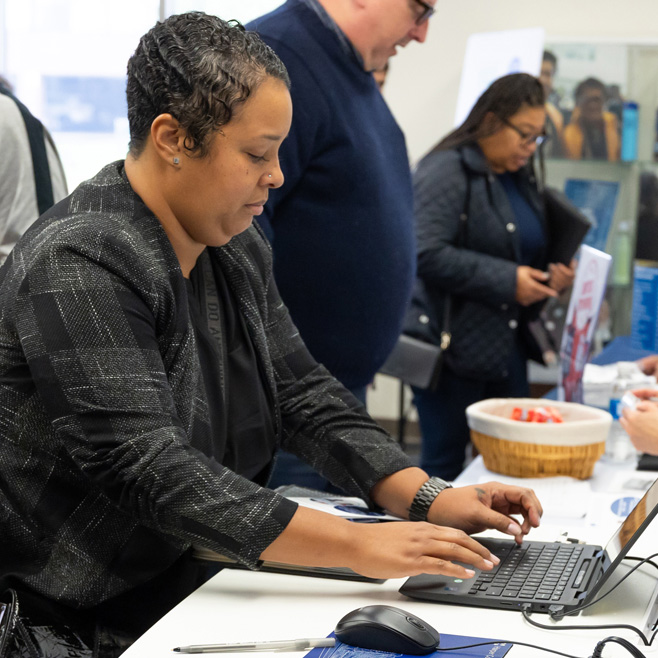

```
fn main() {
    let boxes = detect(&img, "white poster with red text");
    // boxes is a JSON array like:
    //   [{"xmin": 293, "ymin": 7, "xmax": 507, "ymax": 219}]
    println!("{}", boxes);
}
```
[{"xmin": 559, "ymin": 245, "xmax": 612, "ymax": 403}]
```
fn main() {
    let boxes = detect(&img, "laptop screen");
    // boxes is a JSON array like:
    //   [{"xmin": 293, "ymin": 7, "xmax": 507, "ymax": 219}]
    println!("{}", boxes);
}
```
[{"xmin": 586, "ymin": 477, "xmax": 658, "ymax": 600}]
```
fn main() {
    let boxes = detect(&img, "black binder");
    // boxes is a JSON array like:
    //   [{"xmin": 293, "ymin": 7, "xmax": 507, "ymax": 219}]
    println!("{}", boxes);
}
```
[{"xmin": 544, "ymin": 186, "xmax": 592, "ymax": 265}]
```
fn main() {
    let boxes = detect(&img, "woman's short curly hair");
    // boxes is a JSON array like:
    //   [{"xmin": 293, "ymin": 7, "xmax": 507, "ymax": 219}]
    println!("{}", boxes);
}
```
[{"xmin": 126, "ymin": 11, "xmax": 290, "ymax": 158}]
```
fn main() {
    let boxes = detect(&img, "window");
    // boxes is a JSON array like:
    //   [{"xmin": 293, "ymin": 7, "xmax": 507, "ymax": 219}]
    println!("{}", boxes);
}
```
[{"xmin": 0, "ymin": 0, "xmax": 282, "ymax": 188}]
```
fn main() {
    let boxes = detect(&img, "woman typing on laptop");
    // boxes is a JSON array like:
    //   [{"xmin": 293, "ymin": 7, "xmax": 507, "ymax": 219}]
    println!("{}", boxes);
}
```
[{"xmin": 0, "ymin": 13, "xmax": 542, "ymax": 657}]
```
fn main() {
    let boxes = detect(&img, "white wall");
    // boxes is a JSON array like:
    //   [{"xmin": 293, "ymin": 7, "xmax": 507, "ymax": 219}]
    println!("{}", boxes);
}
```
[{"xmin": 383, "ymin": 0, "xmax": 658, "ymax": 166}]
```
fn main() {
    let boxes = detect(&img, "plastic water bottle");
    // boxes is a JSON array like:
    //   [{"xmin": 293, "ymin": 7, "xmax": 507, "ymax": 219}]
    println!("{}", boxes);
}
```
[
  {"xmin": 612, "ymin": 221, "xmax": 632, "ymax": 286},
  {"xmin": 621, "ymin": 101, "xmax": 639, "ymax": 162},
  {"xmin": 603, "ymin": 382, "xmax": 637, "ymax": 464}
]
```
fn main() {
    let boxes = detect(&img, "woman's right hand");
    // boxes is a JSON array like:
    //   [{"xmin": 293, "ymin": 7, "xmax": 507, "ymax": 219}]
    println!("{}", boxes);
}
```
[
  {"xmin": 260, "ymin": 506, "xmax": 497, "ymax": 581},
  {"xmin": 515, "ymin": 266, "xmax": 558, "ymax": 306},
  {"xmin": 348, "ymin": 521, "xmax": 497, "ymax": 580}
]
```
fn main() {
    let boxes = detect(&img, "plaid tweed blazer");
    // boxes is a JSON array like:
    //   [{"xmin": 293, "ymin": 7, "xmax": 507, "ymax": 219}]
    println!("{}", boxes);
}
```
[{"xmin": 0, "ymin": 162, "xmax": 412, "ymax": 609}]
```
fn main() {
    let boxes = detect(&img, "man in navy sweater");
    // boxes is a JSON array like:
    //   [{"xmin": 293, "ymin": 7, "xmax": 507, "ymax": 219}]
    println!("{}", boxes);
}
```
[{"xmin": 248, "ymin": 0, "xmax": 436, "ymax": 489}]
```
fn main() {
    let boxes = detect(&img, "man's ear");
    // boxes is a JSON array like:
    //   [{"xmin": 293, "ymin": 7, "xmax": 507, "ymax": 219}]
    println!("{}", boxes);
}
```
[{"xmin": 150, "ymin": 114, "xmax": 185, "ymax": 165}]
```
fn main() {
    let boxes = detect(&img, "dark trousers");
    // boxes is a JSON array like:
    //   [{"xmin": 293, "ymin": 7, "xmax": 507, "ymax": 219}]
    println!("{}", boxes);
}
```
[
  {"xmin": 267, "ymin": 385, "xmax": 367, "ymax": 492},
  {"xmin": 412, "ymin": 344, "xmax": 530, "ymax": 481}
]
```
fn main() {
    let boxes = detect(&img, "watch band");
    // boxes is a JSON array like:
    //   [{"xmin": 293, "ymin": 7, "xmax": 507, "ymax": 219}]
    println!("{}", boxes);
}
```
[{"xmin": 408, "ymin": 477, "xmax": 453, "ymax": 522}]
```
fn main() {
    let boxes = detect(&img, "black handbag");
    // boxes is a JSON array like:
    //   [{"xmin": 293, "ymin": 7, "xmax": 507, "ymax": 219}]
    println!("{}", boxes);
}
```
[
  {"xmin": 380, "ymin": 171, "xmax": 470, "ymax": 390},
  {"xmin": 0, "ymin": 589, "xmax": 92, "ymax": 658}
]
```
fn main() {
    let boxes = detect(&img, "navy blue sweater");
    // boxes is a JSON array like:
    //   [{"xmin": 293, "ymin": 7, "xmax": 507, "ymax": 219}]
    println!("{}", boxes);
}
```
[{"xmin": 247, "ymin": 0, "xmax": 415, "ymax": 390}]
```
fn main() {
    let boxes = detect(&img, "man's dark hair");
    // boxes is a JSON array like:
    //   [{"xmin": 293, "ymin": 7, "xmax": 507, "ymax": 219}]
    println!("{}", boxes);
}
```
[
  {"xmin": 542, "ymin": 50, "xmax": 557, "ymax": 69},
  {"xmin": 574, "ymin": 77, "xmax": 607, "ymax": 103},
  {"xmin": 126, "ymin": 11, "xmax": 290, "ymax": 157},
  {"xmin": 434, "ymin": 73, "xmax": 545, "ymax": 152}
]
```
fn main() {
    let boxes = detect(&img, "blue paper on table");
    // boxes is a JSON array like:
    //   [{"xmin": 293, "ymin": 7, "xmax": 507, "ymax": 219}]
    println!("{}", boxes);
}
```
[
  {"xmin": 306, "ymin": 634, "xmax": 511, "ymax": 658},
  {"xmin": 563, "ymin": 179, "xmax": 619, "ymax": 253}
]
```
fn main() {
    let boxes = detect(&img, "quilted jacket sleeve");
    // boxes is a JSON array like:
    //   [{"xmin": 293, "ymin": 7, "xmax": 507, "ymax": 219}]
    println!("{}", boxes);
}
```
[{"xmin": 414, "ymin": 149, "xmax": 518, "ymax": 307}]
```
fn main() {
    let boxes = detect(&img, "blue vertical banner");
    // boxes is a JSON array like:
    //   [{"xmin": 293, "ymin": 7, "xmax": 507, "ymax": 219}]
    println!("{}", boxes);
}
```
[{"xmin": 631, "ymin": 263, "xmax": 658, "ymax": 351}]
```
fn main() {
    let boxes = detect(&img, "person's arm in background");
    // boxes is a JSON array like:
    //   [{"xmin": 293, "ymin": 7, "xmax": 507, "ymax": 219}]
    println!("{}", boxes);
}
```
[
  {"xmin": 414, "ymin": 150, "xmax": 555, "ymax": 309},
  {"xmin": 620, "ymin": 388, "xmax": 658, "ymax": 455},
  {"xmin": 637, "ymin": 355, "xmax": 658, "ymax": 378}
]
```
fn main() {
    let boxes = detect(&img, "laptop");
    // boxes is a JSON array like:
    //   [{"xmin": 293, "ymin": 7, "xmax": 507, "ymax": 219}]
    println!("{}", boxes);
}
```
[{"xmin": 400, "ymin": 478, "xmax": 658, "ymax": 614}]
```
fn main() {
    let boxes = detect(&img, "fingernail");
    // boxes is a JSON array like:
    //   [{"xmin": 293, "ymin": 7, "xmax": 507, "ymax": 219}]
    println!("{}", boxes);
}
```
[
  {"xmin": 483, "ymin": 560, "xmax": 494, "ymax": 569},
  {"xmin": 507, "ymin": 522, "xmax": 522, "ymax": 535},
  {"xmin": 464, "ymin": 569, "xmax": 475, "ymax": 578},
  {"xmin": 491, "ymin": 554, "xmax": 501, "ymax": 564}
]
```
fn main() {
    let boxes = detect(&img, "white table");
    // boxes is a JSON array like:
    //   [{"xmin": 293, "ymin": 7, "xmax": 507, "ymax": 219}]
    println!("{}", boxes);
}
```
[{"xmin": 122, "ymin": 459, "xmax": 658, "ymax": 658}]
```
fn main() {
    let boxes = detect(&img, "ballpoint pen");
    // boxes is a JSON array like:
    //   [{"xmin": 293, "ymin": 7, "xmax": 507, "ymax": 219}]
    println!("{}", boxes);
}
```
[{"xmin": 173, "ymin": 638, "xmax": 336, "ymax": 654}]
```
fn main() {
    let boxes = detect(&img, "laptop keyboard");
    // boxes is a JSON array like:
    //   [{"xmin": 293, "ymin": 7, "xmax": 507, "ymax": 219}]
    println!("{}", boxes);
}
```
[{"xmin": 469, "ymin": 543, "xmax": 584, "ymax": 601}]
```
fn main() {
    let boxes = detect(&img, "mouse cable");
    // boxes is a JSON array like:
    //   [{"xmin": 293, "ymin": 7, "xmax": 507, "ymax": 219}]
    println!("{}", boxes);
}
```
[
  {"xmin": 434, "ymin": 639, "xmax": 581, "ymax": 658},
  {"xmin": 435, "ymin": 638, "xmax": 646, "ymax": 658},
  {"xmin": 591, "ymin": 636, "xmax": 648, "ymax": 658},
  {"xmin": 435, "ymin": 634, "xmax": 651, "ymax": 658}
]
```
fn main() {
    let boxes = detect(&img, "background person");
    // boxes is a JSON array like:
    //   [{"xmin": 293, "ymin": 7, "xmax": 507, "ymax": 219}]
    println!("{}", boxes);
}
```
[
  {"xmin": 373, "ymin": 60, "xmax": 390, "ymax": 91},
  {"xmin": 620, "ymin": 389, "xmax": 658, "ymax": 454},
  {"xmin": 0, "ymin": 14, "xmax": 542, "ymax": 657},
  {"xmin": 247, "ymin": 0, "xmax": 436, "ymax": 490},
  {"xmin": 538, "ymin": 50, "xmax": 565, "ymax": 158},
  {"xmin": 0, "ymin": 77, "xmax": 67, "ymax": 265},
  {"xmin": 406, "ymin": 73, "xmax": 575, "ymax": 480},
  {"xmin": 563, "ymin": 77, "xmax": 620, "ymax": 161}
]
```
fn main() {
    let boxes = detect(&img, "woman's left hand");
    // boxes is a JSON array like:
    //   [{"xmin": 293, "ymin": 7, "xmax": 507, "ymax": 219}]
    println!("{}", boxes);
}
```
[
  {"xmin": 427, "ymin": 482, "xmax": 543, "ymax": 544},
  {"xmin": 548, "ymin": 259, "xmax": 576, "ymax": 292}
]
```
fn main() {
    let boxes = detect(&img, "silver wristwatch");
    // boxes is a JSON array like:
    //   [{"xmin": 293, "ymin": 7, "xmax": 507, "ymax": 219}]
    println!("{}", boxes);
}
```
[{"xmin": 409, "ymin": 477, "xmax": 453, "ymax": 522}]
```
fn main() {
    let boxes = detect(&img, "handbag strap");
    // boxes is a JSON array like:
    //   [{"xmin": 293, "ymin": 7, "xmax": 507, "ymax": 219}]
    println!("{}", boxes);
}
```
[{"xmin": 439, "ymin": 158, "xmax": 471, "ymax": 350}]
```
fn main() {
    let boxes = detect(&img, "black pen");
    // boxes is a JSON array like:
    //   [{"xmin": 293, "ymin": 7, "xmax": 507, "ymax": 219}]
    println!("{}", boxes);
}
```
[{"xmin": 173, "ymin": 638, "xmax": 336, "ymax": 653}]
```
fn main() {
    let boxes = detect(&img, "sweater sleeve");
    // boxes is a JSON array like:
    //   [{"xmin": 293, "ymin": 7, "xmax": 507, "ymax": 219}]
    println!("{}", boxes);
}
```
[
  {"xmin": 414, "ymin": 150, "xmax": 518, "ymax": 307},
  {"xmin": 13, "ymin": 237, "xmax": 297, "ymax": 570}
]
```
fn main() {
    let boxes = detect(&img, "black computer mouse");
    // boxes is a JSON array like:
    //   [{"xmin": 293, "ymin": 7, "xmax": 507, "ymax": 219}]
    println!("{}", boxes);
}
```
[{"xmin": 334, "ymin": 604, "xmax": 440, "ymax": 655}]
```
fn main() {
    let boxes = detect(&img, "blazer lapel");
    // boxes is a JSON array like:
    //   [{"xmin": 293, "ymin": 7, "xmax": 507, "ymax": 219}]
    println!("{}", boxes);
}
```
[{"xmin": 212, "ymin": 230, "xmax": 278, "ymax": 423}]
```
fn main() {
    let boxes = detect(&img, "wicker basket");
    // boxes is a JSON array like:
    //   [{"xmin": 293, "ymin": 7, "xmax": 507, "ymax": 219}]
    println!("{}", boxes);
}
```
[{"xmin": 466, "ymin": 398, "xmax": 611, "ymax": 479}]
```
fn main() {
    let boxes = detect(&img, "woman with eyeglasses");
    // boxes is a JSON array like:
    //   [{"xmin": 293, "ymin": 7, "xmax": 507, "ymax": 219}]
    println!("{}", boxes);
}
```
[{"xmin": 406, "ymin": 73, "xmax": 576, "ymax": 481}]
